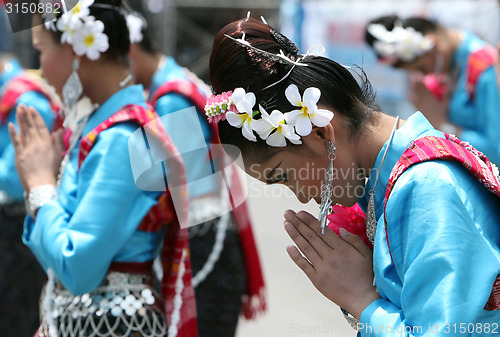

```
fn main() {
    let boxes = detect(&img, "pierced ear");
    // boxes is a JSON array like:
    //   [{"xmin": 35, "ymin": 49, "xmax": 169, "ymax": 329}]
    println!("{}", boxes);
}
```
[{"xmin": 314, "ymin": 122, "xmax": 335, "ymax": 144}]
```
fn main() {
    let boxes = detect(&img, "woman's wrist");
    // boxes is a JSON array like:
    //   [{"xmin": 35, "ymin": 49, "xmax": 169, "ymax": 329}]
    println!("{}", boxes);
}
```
[
  {"xmin": 24, "ymin": 184, "xmax": 58, "ymax": 218},
  {"xmin": 26, "ymin": 175, "xmax": 57, "ymax": 192},
  {"xmin": 348, "ymin": 286, "xmax": 382, "ymax": 319}
]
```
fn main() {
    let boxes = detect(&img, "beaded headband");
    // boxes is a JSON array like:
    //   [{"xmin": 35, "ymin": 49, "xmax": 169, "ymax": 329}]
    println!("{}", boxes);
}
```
[{"xmin": 367, "ymin": 22, "xmax": 434, "ymax": 64}]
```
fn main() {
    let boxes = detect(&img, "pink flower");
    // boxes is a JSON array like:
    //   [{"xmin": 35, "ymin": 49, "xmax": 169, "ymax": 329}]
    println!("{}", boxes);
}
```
[
  {"xmin": 421, "ymin": 74, "xmax": 447, "ymax": 102},
  {"xmin": 327, "ymin": 203, "xmax": 372, "ymax": 250}
]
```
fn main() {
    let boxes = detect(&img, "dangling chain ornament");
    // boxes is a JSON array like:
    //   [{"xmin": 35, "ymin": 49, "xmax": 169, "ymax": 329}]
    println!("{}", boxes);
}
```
[{"xmin": 319, "ymin": 141, "xmax": 336, "ymax": 234}]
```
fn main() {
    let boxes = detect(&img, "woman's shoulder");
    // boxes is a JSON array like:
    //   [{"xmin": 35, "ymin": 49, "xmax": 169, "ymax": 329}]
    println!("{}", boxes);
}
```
[{"xmin": 391, "ymin": 159, "xmax": 499, "ymax": 208}]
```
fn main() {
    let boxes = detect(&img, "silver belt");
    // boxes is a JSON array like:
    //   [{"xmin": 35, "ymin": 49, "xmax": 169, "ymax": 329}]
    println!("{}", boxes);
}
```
[{"xmin": 39, "ymin": 271, "xmax": 167, "ymax": 337}]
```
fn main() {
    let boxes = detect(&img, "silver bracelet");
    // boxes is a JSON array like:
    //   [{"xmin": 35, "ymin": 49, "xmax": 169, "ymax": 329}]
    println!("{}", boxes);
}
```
[{"xmin": 24, "ymin": 185, "xmax": 58, "ymax": 218}]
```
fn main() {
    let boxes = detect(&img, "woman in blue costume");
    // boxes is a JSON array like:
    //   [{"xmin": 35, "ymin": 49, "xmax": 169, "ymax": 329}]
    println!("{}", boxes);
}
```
[
  {"xmin": 364, "ymin": 15, "xmax": 500, "ymax": 166},
  {"xmin": 0, "ymin": 55, "xmax": 58, "ymax": 336},
  {"xmin": 10, "ymin": 1, "xmax": 197, "ymax": 336},
  {"xmin": 206, "ymin": 17, "xmax": 500, "ymax": 336}
]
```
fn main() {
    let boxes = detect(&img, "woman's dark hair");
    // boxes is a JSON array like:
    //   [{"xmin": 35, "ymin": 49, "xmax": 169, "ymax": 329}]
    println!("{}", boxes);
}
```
[
  {"xmin": 40, "ymin": 0, "xmax": 131, "ymax": 64},
  {"xmin": 137, "ymin": 19, "xmax": 159, "ymax": 55},
  {"xmin": 210, "ymin": 18, "xmax": 379, "ymax": 159},
  {"xmin": 364, "ymin": 15, "xmax": 439, "ymax": 65}
]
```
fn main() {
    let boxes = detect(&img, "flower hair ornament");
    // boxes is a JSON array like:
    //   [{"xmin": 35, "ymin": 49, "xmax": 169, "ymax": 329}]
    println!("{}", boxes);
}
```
[
  {"xmin": 42, "ymin": 0, "xmax": 144, "ymax": 60},
  {"xmin": 367, "ymin": 21, "xmax": 434, "ymax": 64},
  {"xmin": 205, "ymin": 84, "xmax": 333, "ymax": 147}
]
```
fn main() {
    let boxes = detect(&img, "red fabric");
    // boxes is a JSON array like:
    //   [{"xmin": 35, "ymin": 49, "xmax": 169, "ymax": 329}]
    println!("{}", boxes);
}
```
[
  {"xmin": 78, "ymin": 104, "xmax": 198, "ymax": 335},
  {"xmin": 150, "ymin": 78, "xmax": 266, "ymax": 319},
  {"xmin": 0, "ymin": 73, "xmax": 61, "ymax": 126},
  {"xmin": 465, "ymin": 44, "xmax": 498, "ymax": 100},
  {"xmin": 327, "ymin": 203, "xmax": 372, "ymax": 250},
  {"xmin": 383, "ymin": 134, "xmax": 500, "ymax": 311}
]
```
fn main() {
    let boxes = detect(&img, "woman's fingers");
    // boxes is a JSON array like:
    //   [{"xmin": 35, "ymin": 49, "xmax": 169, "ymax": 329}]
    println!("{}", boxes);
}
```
[
  {"xmin": 16, "ymin": 104, "xmax": 29, "ymax": 144},
  {"xmin": 52, "ymin": 129, "xmax": 65, "ymax": 154},
  {"xmin": 284, "ymin": 220, "xmax": 323, "ymax": 265},
  {"xmin": 8, "ymin": 122, "xmax": 21, "ymax": 152},
  {"xmin": 25, "ymin": 106, "xmax": 41, "ymax": 139},
  {"xmin": 285, "ymin": 210, "xmax": 341, "ymax": 253},
  {"xmin": 339, "ymin": 228, "xmax": 372, "ymax": 257},
  {"xmin": 286, "ymin": 245, "xmax": 316, "ymax": 278},
  {"xmin": 30, "ymin": 106, "xmax": 50, "ymax": 138}
]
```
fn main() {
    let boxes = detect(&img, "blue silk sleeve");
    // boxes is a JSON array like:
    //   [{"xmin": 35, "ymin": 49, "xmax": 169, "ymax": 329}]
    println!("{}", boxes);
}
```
[
  {"xmin": 23, "ymin": 123, "xmax": 161, "ymax": 295},
  {"xmin": 360, "ymin": 161, "xmax": 500, "ymax": 336},
  {"xmin": 460, "ymin": 68, "xmax": 500, "ymax": 165},
  {"xmin": 0, "ymin": 91, "xmax": 54, "ymax": 200}
]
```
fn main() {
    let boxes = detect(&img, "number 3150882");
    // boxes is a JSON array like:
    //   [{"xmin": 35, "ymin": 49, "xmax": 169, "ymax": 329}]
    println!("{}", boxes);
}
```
[
  {"xmin": 443, "ymin": 323, "xmax": 498, "ymax": 334},
  {"xmin": 5, "ymin": 2, "xmax": 61, "ymax": 15}
]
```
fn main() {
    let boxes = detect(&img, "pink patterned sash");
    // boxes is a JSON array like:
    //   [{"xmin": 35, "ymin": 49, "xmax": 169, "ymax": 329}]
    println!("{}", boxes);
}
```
[{"xmin": 465, "ymin": 44, "xmax": 498, "ymax": 101}]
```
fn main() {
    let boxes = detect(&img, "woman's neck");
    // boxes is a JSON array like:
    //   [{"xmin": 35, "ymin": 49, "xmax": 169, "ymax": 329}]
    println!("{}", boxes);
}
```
[
  {"xmin": 440, "ymin": 29, "xmax": 464, "ymax": 73},
  {"xmin": 82, "ymin": 61, "xmax": 132, "ymax": 106},
  {"xmin": 356, "ymin": 112, "xmax": 402, "ymax": 178}
]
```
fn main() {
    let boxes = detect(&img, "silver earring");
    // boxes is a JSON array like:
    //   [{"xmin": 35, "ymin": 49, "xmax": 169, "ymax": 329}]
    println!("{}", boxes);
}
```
[
  {"xmin": 319, "ymin": 140, "xmax": 336, "ymax": 234},
  {"xmin": 62, "ymin": 59, "xmax": 83, "ymax": 113}
]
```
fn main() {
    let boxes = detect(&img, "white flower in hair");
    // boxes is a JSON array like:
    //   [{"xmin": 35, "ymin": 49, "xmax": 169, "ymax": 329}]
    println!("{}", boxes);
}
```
[
  {"xmin": 253, "ymin": 106, "xmax": 302, "ymax": 147},
  {"xmin": 72, "ymin": 19, "xmax": 109, "ymax": 61},
  {"xmin": 56, "ymin": 12, "xmax": 84, "ymax": 44},
  {"xmin": 226, "ymin": 88, "xmax": 259, "ymax": 142},
  {"xmin": 69, "ymin": 0, "xmax": 94, "ymax": 20},
  {"xmin": 58, "ymin": 0, "xmax": 94, "ymax": 30},
  {"xmin": 284, "ymin": 84, "xmax": 334, "ymax": 137},
  {"xmin": 127, "ymin": 14, "xmax": 144, "ymax": 44},
  {"xmin": 368, "ymin": 23, "xmax": 434, "ymax": 63}
]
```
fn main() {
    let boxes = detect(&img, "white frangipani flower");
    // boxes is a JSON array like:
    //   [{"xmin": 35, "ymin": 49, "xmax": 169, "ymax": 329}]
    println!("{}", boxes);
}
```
[
  {"xmin": 72, "ymin": 19, "xmax": 109, "ymax": 61},
  {"xmin": 368, "ymin": 23, "xmax": 434, "ymax": 63},
  {"xmin": 56, "ymin": 12, "xmax": 83, "ymax": 44},
  {"xmin": 127, "ymin": 14, "xmax": 144, "ymax": 44},
  {"xmin": 284, "ymin": 84, "xmax": 334, "ymax": 137},
  {"xmin": 226, "ymin": 88, "xmax": 259, "ymax": 142},
  {"xmin": 68, "ymin": 0, "xmax": 94, "ymax": 20},
  {"xmin": 253, "ymin": 106, "xmax": 301, "ymax": 147}
]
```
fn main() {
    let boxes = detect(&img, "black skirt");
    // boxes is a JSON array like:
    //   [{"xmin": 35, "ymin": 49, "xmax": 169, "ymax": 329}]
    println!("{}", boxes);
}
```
[
  {"xmin": 0, "ymin": 202, "xmax": 47, "ymax": 337},
  {"xmin": 188, "ymin": 215, "xmax": 247, "ymax": 337}
]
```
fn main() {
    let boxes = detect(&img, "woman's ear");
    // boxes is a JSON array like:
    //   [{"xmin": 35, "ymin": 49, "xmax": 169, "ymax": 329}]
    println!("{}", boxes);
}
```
[
  {"xmin": 300, "ymin": 119, "xmax": 336, "ymax": 154},
  {"xmin": 315, "ymin": 120, "xmax": 335, "ymax": 145}
]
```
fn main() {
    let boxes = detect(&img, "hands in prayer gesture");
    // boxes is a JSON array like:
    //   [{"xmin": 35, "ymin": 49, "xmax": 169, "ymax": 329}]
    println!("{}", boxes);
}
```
[
  {"xmin": 9, "ymin": 104, "xmax": 64, "ymax": 191},
  {"xmin": 284, "ymin": 210, "xmax": 381, "ymax": 319}
]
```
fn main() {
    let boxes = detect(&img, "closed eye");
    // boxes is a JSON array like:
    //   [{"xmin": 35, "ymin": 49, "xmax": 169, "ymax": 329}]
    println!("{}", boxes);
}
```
[{"xmin": 269, "ymin": 173, "xmax": 288, "ymax": 184}]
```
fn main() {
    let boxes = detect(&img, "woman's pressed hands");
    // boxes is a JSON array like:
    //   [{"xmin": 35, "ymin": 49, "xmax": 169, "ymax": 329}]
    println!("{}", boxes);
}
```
[
  {"xmin": 284, "ymin": 210, "xmax": 381, "ymax": 319},
  {"xmin": 8, "ymin": 104, "xmax": 64, "ymax": 191}
]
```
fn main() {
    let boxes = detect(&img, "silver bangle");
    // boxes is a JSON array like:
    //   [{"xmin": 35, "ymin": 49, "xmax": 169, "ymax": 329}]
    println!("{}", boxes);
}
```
[{"xmin": 24, "ymin": 185, "xmax": 58, "ymax": 218}]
